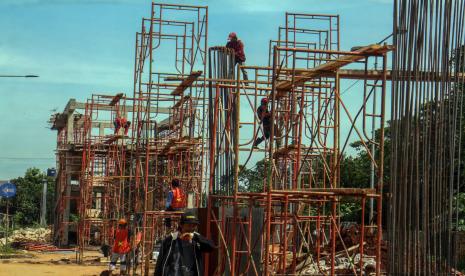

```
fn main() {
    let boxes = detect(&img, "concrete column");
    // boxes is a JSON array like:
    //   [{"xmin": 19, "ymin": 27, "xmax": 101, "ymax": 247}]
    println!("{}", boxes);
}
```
[
  {"xmin": 99, "ymin": 123, "xmax": 105, "ymax": 136},
  {"xmin": 66, "ymin": 112, "xmax": 74, "ymax": 144},
  {"xmin": 61, "ymin": 173, "xmax": 72, "ymax": 245}
]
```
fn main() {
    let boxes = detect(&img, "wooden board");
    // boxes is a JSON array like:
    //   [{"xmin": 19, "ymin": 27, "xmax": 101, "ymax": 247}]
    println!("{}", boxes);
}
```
[
  {"xmin": 109, "ymin": 93, "xmax": 124, "ymax": 106},
  {"xmin": 171, "ymin": 71, "xmax": 203, "ymax": 96},
  {"xmin": 276, "ymin": 44, "xmax": 394, "ymax": 92}
]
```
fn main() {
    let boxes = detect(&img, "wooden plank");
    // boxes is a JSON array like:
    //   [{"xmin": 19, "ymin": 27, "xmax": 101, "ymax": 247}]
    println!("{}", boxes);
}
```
[
  {"xmin": 109, "ymin": 93, "xmax": 124, "ymax": 106},
  {"xmin": 171, "ymin": 70, "xmax": 203, "ymax": 96},
  {"xmin": 273, "ymin": 145, "xmax": 298, "ymax": 158},
  {"xmin": 276, "ymin": 44, "xmax": 394, "ymax": 92},
  {"xmin": 173, "ymin": 95, "xmax": 191, "ymax": 109}
]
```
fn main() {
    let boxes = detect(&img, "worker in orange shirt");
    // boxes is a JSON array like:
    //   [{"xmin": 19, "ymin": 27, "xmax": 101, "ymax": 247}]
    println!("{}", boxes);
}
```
[
  {"xmin": 165, "ymin": 179, "xmax": 186, "ymax": 227},
  {"xmin": 109, "ymin": 218, "xmax": 132, "ymax": 275}
]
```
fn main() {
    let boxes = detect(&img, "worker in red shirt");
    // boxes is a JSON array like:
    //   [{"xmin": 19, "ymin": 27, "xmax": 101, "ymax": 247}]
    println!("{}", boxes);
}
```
[
  {"xmin": 114, "ymin": 117, "xmax": 131, "ymax": 135},
  {"xmin": 109, "ymin": 218, "xmax": 132, "ymax": 275},
  {"xmin": 226, "ymin": 32, "xmax": 249, "ymax": 83},
  {"xmin": 165, "ymin": 179, "xmax": 186, "ymax": 227}
]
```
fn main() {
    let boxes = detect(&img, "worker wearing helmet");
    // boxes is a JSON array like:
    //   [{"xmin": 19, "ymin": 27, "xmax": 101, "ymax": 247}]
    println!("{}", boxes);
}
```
[
  {"xmin": 165, "ymin": 179, "xmax": 187, "ymax": 227},
  {"xmin": 114, "ymin": 117, "xmax": 131, "ymax": 136},
  {"xmin": 109, "ymin": 218, "xmax": 132, "ymax": 275},
  {"xmin": 253, "ymin": 97, "xmax": 272, "ymax": 148},
  {"xmin": 226, "ymin": 32, "xmax": 249, "ymax": 83},
  {"xmin": 154, "ymin": 211, "xmax": 215, "ymax": 276}
]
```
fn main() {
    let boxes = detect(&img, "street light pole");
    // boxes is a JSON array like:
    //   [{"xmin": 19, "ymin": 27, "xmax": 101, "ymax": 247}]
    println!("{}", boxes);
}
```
[{"xmin": 0, "ymin": 75, "xmax": 39, "ymax": 78}]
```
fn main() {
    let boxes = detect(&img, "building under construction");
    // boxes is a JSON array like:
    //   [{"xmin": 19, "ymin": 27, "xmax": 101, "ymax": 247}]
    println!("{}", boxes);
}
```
[{"xmin": 50, "ymin": 1, "xmax": 465, "ymax": 275}]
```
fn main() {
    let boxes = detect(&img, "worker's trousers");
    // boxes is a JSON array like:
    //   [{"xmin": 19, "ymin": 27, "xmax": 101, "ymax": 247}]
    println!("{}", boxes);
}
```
[
  {"xmin": 109, "ymin": 252, "xmax": 128, "ymax": 272},
  {"xmin": 237, "ymin": 61, "xmax": 249, "ymax": 81}
]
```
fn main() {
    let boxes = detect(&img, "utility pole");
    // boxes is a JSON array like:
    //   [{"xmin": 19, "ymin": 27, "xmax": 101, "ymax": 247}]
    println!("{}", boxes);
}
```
[
  {"xmin": 41, "ymin": 168, "xmax": 56, "ymax": 226},
  {"xmin": 40, "ymin": 178, "xmax": 47, "ymax": 226}
]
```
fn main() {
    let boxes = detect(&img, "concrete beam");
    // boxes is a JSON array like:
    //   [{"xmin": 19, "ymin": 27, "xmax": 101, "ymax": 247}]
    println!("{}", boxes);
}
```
[{"xmin": 73, "ymin": 102, "xmax": 171, "ymax": 114}]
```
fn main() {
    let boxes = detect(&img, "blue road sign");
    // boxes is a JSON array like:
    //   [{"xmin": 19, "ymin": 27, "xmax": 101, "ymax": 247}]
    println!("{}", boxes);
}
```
[
  {"xmin": 0, "ymin": 182, "xmax": 16, "ymax": 198},
  {"xmin": 47, "ymin": 168, "xmax": 56, "ymax": 177}
]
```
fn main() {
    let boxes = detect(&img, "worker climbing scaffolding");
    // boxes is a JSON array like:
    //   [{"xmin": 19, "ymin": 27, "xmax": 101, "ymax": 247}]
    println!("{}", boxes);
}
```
[
  {"xmin": 253, "ymin": 98, "xmax": 271, "ymax": 148},
  {"xmin": 253, "ymin": 97, "xmax": 281, "ymax": 149}
]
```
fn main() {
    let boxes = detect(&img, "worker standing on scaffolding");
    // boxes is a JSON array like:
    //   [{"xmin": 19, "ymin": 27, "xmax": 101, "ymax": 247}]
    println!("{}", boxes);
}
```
[
  {"xmin": 114, "ymin": 117, "xmax": 131, "ymax": 136},
  {"xmin": 165, "ymin": 179, "xmax": 186, "ymax": 227},
  {"xmin": 109, "ymin": 218, "xmax": 132, "ymax": 275},
  {"xmin": 154, "ymin": 211, "xmax": 215, "ymax": 276},
  {"xmin": 226, "ymin": 32, "xmax": 249, "ymax": 83}
]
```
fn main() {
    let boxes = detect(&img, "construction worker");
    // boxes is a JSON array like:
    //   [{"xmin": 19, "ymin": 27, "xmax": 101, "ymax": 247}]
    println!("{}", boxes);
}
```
[
  {"xmin": 154, "ymin": 211, "xmax": 215, "ymax": 276},
  {"xmin": 253, "ymin": 97, "xmax": 272, "ymax": 148},
  {"xmin": 109, "ymin": 218, "xmax": 132, "ymax": 275},
  {"xmin": 165, "ymin": 179, "xmax": 186, "ymax": 227},
  {"xmin": 114, "ymin": 117, "xmax": 131, "ymax": 135},
  {"xmin": 226, "ymin": 32, "xmax": 249, "ymax": 82},
  {"xmin": 114, "ymin": 117, "xmax": 121, "ymax": 134}
]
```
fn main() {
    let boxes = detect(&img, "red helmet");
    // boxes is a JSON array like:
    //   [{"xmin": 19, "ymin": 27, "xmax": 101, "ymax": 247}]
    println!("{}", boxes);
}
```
[
  {"xmin": 261, "ymin": 98, "xmax": 269, "ymax": 104},
  {"xmin": 228, "ymin": 32, "xmax": 237, "ymax": 39}
]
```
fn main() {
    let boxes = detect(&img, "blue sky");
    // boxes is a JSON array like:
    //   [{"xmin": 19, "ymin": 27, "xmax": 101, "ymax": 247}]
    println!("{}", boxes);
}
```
[{"xmin": 0, "ymin": 0, "xmax": 392, "ymax": 179}]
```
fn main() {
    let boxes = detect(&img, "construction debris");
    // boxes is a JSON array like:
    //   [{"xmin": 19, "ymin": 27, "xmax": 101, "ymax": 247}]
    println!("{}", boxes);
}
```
[{"xmin": 0, "ymin": 228, "xmax": 51, "ymax": 246}]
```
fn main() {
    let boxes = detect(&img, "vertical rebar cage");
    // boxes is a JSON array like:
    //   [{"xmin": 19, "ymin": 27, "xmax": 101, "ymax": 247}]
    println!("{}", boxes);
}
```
[{"xmin": 389, "ymin": 0, "xmax": 465, "ymax": 274}]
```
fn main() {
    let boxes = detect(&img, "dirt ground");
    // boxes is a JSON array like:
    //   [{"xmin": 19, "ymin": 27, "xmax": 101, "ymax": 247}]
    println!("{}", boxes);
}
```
[{"xmin": 0, "ymin": 250, "xmax": 115, "ymax": 276}]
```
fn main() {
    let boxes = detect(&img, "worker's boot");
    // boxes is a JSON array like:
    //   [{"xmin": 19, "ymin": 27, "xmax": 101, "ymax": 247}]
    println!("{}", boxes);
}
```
[
  {"xmin": 241, "ymin": 68, "xmax": 249, "ymax": 86},
  {"xmin": 253, "ymin": 137, "xmax": 262, "ymax": 149}
]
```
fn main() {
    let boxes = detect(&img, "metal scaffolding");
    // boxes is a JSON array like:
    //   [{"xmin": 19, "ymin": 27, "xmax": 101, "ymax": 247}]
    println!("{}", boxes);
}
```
[
  {"xmin": 48, "ymin": 1, "xmax": 465, "ymax": 275},
  {"xmin": 129, "ymin": 3, "xmax": 208, "ymax": 275},
  {"xmin": 77, "ymin": 93, "xmax": 133, "ymax": 261},
  {"xmin": 206, "ymin": 13, "xmax": 392, "ymax": 275}
]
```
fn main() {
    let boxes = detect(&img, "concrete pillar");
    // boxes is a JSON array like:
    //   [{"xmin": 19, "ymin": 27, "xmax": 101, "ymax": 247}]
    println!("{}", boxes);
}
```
[
  {"xmin": 61, "ymin": 173, "xmax": 72, "ymax": 245},
  {"xmin": 99, "ymin": 123, "xmax": 105, "ymax": 136},
  {"xmin": 66, "ymin": 112, "xmax": 74, "ymax": 144}
]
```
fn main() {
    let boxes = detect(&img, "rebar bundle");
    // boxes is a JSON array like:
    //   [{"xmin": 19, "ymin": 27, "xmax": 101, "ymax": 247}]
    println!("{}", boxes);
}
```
[
  {"xmin": 389, "ymin": 0, "xmax": 465, "ymax": 274},
  {"xmin": 208, "ymin": 47, "xmax": 237, "ymax": 195}
]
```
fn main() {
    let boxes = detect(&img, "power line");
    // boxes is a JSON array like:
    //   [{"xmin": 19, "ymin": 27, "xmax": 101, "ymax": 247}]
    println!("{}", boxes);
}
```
[{"xmin": 0, "ymin": 157, "xmax": 55, "ymax": 160}]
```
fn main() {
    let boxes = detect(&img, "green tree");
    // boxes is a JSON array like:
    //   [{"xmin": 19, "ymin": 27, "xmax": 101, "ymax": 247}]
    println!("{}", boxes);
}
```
[
  {"xmin": 0, "ymin": 168, "xmax": 55, "ymax": 227},
  {"xmin": 238, "ymin": 159, "xmax": 269, "ymax": 192}
]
